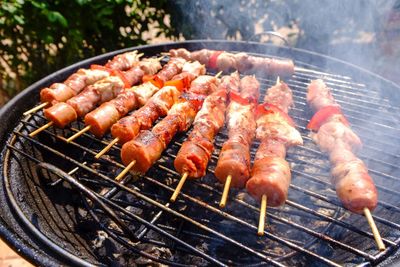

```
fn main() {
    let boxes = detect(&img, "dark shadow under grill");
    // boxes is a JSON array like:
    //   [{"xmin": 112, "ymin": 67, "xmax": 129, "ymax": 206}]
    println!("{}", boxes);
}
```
[{"xmin": 1, "ymin": 41, "xmax": 400, "ymax": 266}]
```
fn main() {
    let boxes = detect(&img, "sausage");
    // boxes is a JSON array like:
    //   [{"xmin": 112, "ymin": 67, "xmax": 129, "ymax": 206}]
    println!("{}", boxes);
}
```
[
  {"xmin": 247, "ymin": 156, "xmax": 291, "ymax": 206},
  {"xmin": 174, "ymin": 138, "xmax": 213, "ymax": 178},
  {"xmin": 84, "ymin": 90, "xmax": 139, "ymax": 137},
  {"xmin": 169, "ymin": 48, "xmax": 295, "ymax": 77},
  {"xmin": 214, "ymin": 140, "xmax": 251, "ymax": 188},
  {"xmin": 246, "ymin": 140, "xmax": 290, "ymax": 206},
  {"xmin": 332, "ymin": 159, "xmax": 378, "ymax": 213},
  {"xmin": 121, "ymin": 130, "xmax": 165, "ymax": 173},
  {"xmin": 44, "ymin": 102, "xmax": 77, "ymax": 128}
]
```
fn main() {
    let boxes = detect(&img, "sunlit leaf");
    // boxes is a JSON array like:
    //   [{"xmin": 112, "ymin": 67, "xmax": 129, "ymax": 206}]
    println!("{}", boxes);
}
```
[{"xmin": 46, "ymin": 11, "xmax": 68, "ymax": 27}]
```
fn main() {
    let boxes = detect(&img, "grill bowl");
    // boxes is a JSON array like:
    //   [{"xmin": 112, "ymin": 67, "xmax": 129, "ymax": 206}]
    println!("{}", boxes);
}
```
[{"xmin": 1, "ymin": 40, "xmax": 400, "ymax": 266}]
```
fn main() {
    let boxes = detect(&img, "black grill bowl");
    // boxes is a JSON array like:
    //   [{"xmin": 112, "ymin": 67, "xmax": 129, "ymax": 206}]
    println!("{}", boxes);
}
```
[{"xmin": 1, "ymin": 40, "xmax": 400, "ymax": 266}]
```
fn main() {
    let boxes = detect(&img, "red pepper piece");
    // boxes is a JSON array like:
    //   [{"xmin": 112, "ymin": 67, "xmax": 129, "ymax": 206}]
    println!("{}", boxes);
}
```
[
  {"xmin": 307, "ymin": 105, "xmax": 349, "ymax": 131},
  {"xmin": 229, "ymin": 91, "xmax": 254, "ymax": 105},
  {"xmin": 165, "ymin": 79, "xmax": 185, "ymax": 92},
  {"xmin": 208, "ymin": 50, "xmax": 223, "ymax": 69},
  {"xmin": 142, "ymin": 74, "xmax": 164, "ymax": 88},
  {"xmin": 111, "ymin": 70, "xmax": 131, "ymax": 88},
  {"xmin": 90, "ymin": 64, "xmax": 113, "ymax": 74},
  {"xmin": 255, "ymin": 103, "xmax": 295, "ymax": 127}
]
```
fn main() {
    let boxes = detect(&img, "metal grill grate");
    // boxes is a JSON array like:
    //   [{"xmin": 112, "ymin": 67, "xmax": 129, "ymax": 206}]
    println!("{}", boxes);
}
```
[{"xmin": 3, "ymin": 49, "xmax": 400, "ymax": 266}]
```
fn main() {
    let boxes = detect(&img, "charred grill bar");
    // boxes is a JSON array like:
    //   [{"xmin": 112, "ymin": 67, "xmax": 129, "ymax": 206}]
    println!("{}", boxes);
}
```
[{"xmin": 0, "ymin": 41, "xmax": 400, "ymax": 266}]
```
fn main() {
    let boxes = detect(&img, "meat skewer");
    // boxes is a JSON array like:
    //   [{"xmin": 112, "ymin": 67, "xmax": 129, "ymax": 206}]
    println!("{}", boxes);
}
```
[
  {"xmin": 306, "ymin": 79, "xmax": 384, "ymax": 250},
  {"xmin": 23, "ymin": 50, "xmax": 141, "ymax": 116},
  {"xmin": 116, "ymin": 72, "xmax": 221, "ymax": 181},
  {"xmin": 95, "ymin": 61, "xmax": 206, "ymax": 159},
  {"xmin": 29, "ymin": 56, "xmax": 161, "ymax": 137},
  {"xmin": 245, "ymin": 77, "xmax": 303, "ymax": 235},
  {"xmin": 64, "ymin": 57, "xmax": 187, "ymax": 142},
  {"xmin": 214, "ymin": 75, "xmax": 260, "ymax": 208},
  {"xmin": 169, "ymin": 48, "xmax": 294, "ymax": 78},
  {"xmin": 170, "ymin": 72, "xmax": 240, "ymax": 201}
]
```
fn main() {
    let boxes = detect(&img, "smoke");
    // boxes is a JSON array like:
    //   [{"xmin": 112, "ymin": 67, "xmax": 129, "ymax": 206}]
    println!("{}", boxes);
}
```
[{"xmin": 169, "ymin": 0, "xmax": 400, "ymax": 83}]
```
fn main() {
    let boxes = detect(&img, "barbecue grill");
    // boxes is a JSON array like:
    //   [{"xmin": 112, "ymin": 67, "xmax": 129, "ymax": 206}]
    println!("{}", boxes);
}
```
[{"xmin": 1, "ymin": 40, "xmax": 400, "ymax": 266}]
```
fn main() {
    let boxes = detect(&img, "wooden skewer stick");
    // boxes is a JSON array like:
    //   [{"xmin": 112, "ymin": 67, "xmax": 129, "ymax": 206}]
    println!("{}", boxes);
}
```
[
  {"xmin": 215, "ymin": 71, "xmax": 223, "ymax": 79},
  {"xmin": 276, "ymin": 76, "xmax": 280, "ymax": 85},
  {"xmin": 219, "ymin": 175, "xmax": 232, "ymax": 208},
  {"xmin": 29, "ymin": 121, "xmax": 54, "ymax": 137},
  {"xmin": 95, "ymin": 137, "xmax": 120, "ymax": 159},
  {"xmin": 364, "ymin": 207, "xmax": 386, "ymax": 251},
  {"xmin": 66, "ymin": 125, "xmax": 91, "ymax": 143},
  {"xmin": 115, "ymin": 160, "xmax": 136, "ymax": 181},
  {"xmin": 257, "ymin": 194, "xmax": 267, "ymax": 236},
  {"xmin": 23, "ymin": 102, "xmax": 49, "ymax": 116},
  {"xmin": 170, "ymin": 172, "xmax": 188, "ymax": 202}
]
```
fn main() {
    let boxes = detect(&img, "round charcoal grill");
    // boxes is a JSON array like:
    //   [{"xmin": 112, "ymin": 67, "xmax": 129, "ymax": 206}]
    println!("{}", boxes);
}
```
[{"xmin": 1, "ymin": 40, "xmax": 400, "ymax": 266}]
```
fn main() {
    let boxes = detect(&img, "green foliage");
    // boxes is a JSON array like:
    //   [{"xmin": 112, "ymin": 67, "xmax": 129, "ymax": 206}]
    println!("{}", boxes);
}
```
[{"xmin": 0, "ymin": 0, "xmax": 173, "ymax": 98}]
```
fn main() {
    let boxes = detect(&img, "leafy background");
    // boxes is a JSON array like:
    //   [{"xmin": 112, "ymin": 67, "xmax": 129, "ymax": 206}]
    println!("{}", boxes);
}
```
[{"xmin": 1, "ymin": 0, "xmax": 399, "ymax": 106}]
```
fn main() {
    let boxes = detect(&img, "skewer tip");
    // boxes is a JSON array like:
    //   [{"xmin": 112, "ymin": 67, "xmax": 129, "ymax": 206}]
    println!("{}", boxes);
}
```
[
  {"xmin": 363, "ymin": 207, "xmax": 386, "ymax": 251},
  {"xmin": 215, "ymin": 71, "xmax": 223, "ymax": 79},
  {"xmin": 219, "ymin": 175, "xmax": 232, "ymax": 208},
  {"xmin": 257, "ymin": 194, "xmax": 268, "ymax": 236},
  {"xmin": 170, "ymin": 172, "xmax": 189, "ymax": 202},
  {"xmin": 66, "ymin": 125, "xmax": 91, "ymax": 143},
  {"xmin": 29, "ymin": 121, "xmax": 54, "ymax": 137},
  {"xmin": 276, "ymin": 76, "xmax": 280, "ymax": 86},
  {"xmin": 115, "ymin": 160, "xmax": 136, "ymax": 181},
  {"xmin": 95, "ymin": 137, "xmax": 119, "ymax": 159},
  {"xmin": 23, "ymin": 102, "xmax": 49, "ymax": 116}
]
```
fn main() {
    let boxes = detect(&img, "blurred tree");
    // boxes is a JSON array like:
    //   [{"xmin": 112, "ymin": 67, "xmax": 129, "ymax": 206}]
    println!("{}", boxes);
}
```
[{"xmin": 0, "ymin": 0, "xmax": 173, "ymax": 101}]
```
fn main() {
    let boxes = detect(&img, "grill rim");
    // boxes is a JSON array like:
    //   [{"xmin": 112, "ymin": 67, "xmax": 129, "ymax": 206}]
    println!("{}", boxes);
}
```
[{"xmin": 1, "ymin": 39, "xmax": 400, "ymax": 266}]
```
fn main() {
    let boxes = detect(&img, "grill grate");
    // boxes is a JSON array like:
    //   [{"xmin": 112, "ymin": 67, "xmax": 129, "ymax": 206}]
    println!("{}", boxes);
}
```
[{"xmin": 3, "ymin": 49, "xmax": 400, "ymax": 266}]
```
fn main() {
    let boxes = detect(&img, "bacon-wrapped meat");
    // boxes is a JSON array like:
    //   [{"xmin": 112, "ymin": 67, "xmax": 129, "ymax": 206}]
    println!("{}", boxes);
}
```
[
  {"xmin": 40, "ymin": 51, "xmax": 145, "ymax": 106},
  {"xmin": 40, "ymin": 68, "xmax": 110, "ymax": 105},
  {"xmin": 111, "ymin": 85, "xmax": 182, "ymax": 143},
  {"xmin": 306, "ymin": 79, "xmax": 377, "ymax": 214},
  {"xmin": 110, "ymin": 62, "xmax": 206, "ymax": 144},
  {"xmin": 246, "ymin": 81, "xmax": 302, "ymax": 207},
  {"xmin": 174, "ymin": 73, "xmax": 237, "ymax": 178},
  {"xmin": 84, "ymin": 83, "xmax": 159, "ymax": 137},
  {"xmin": 105, "ymin": 50, "xmax": 141, "ymax": 71},
  {"xmin": 82, "ymin": 58, "xmax": 188, "ymax": 138},
  {"xmin": 43, "ymin": 60, "xmax": 159, "ymax": 129},
  {"xmin": 170, "ymin": 48, "xmax": 294, "ymax": 77},
  {"xmin": 121, "ymin": 97, "xmax": 201, "ymax": 174},
  {"xmin": 44, "ymin": 76, "xmax": 125, "ymax": 128},
  {"xmin": 214, "ymin": 75, "xmax": 259, "ymax": 188},
  {"xmin": 153, "ymin": 57, "xmax": 187, "ymax": 83}
]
